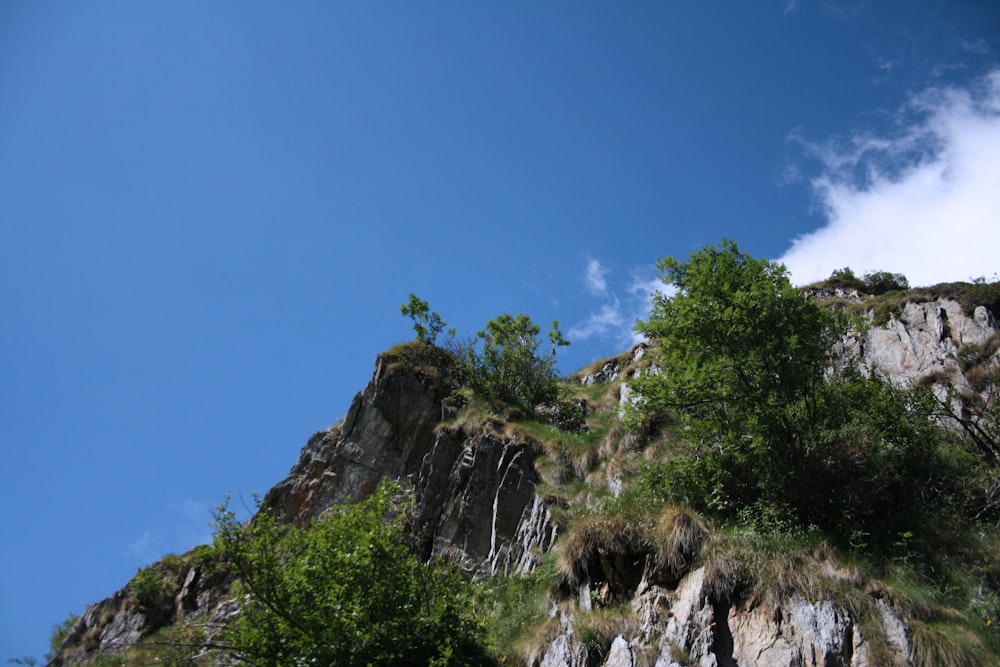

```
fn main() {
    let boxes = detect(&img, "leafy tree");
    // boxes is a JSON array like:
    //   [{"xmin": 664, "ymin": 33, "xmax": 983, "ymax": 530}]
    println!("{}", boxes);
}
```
[
  {"xmin": 401, "ymin": 293, "xmax": 448, "ymax": 344},
  {"xmin": 825, "ymin": 267, "xmax": 865, "ymax": 291},
  {"xmin": 862, "ymin": 270, "xmax": 909, "ymax": 295},
  {"xmin": 629, "ymin": 240, "xmax": 952, "ymax": 549},
  {"xmin": 396, "ymin": 296, "xmax": 570, "ymax": 414},
  {"xmin": 461, "ymin": 314, "xmax": 570, "ymax": 409},
  {"xmin": 631, "ymin": 239, "xmax": 841, "ymax": 450},
  {"xmin": 212, "ymin": 482, "xmax": 490, "ymax": 666},
  {"xmin": 821, "ymin": 267, "xmax": 909, "ymax": 295}
]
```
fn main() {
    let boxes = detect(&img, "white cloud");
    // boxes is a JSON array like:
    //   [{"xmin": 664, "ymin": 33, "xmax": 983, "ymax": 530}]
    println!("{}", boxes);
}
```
[
  {"xmin": 570, "ymin": 257, "xmax": 630, "ymax": 344},
  {"xmin": 779, "ymin": 69, "xmax": 1000, "ymax": 286},
  {"xmin": 782, "ymin": 0, "xmax": 800, "ymax": 16},
  {"xmin": 960, "ymin": 38, "xmax": 992, "ymax": 57},
  {"xmin": 568, "ymin": 300, "xmax": 625, "ymax": 342},
  {"xmin": 628, "ymin": 274, "xmax": 671, "ymax": 309},
  {"xmin": 870, "ymin": 53, "xmax": 899, "ymax": 84},
  {"xmin": 626, "ymin": 273, "xmax": 677, "ymax": 343},
  {"xmin": 571, "ymin": 257, "xmax": 628, "ymax": 343},
  {"xmin": 584, "ymin": 257, "xmax": 609, "ymax": 296},
  {"xmin": 568, "ymin": 257, "xmax": 677, "ymax": 346}
]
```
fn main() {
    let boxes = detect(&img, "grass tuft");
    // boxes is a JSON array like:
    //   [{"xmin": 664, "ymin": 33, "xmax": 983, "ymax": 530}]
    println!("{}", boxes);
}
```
[
  {"xmin": 649, "ymin": 507, "xmax": 708, "ymax": 580},
  {"xmin": 908, "ymin": 620, "xmax": 984, "ymax": 667}
]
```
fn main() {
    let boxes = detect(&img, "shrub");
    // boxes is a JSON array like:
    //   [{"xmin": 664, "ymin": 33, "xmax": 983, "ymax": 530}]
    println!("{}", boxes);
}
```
[
  {"xmin": 826, "ymin": 267, "xmax": 866, "ymax": 291},
  {"xmin": 129, "ymin": 565, "xmax": 167, "ymax": 612},
  {"xmin": 459, "ymin": 313, "xmax": 570, "ymax": 412},
  {"xmin": 863, "ymin": 270, "xmax": 910, "ymax": 295},
  {"xmin": 400, "ymin": 293, "xmax": 448, "ymax": 344},
  {"xmin": 45, "ymin": 613, "xmax": 79, "ymax": 662},
  {"xmin": 212, "ymin": 481, "xmax": 491, "ymax": 666},
  {"xmin": 397, "ymin": 297, "xmax": 571, "ymax": 415}
]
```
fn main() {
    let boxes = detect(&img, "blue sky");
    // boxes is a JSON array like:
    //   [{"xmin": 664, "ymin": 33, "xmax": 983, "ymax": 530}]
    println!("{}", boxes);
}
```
[{"xmin": 2, "ymin": 1, "xmax": 999, "ymax": 661}]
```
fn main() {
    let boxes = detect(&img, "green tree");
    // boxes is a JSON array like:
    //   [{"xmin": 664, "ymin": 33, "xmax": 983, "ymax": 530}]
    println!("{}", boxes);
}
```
[
  {"xmin": 401, "ymin": 293, "xmax": 448, "ymax": 344},
  {"xmin": 212, "ymin": 482, "xmax": 490, "ymax": 666},
  {"xmin": 630, "ymin": 240, "xmax": 950, "ymax": 547},
  {"xmin": 825, "ymin": 267, "xmax": 865, "ymax": 291},
  {"xmin": 632, "ymin": 239, "xmax": 840, "ymax": 450},
  {"xmin": 462, "ymin": 314, "xmax": 569, "ymax": 409},
  {"xmin": 862, "ymin": 270, "xmax": 909, "ymax": 295}
]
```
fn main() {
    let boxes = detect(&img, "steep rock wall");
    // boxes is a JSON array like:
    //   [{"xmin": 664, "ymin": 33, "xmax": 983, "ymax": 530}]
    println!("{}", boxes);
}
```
[
  {"xmin": 263, "ymin": 354, "xmax": 557, "ymax": 574},
  {"xmin": 262, "ymin": 355, "xmax": 449, "ymax": 525}
]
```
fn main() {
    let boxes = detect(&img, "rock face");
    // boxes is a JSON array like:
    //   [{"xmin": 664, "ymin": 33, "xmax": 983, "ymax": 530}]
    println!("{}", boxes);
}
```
[
  {"xmin": 535, "ymin": 565, "xmax": 912, "ymax": 667},
  {"xmin": 263, "ymin": 354, "xmax": 450, "ymax": 526},
  {"xmin": 262, "ymin": 353, "xmax": 558, "ymax": 575},
  {"xmin": 851, "ymin": 298, "xmax": 996, "ymax": 389},
  {"xmin": 414, "ymin": 425, "xmax": 557, "ymax": 574},
  {"xmin": 50, "ymin": 558, "xmax": 231, "ymax": 666}
]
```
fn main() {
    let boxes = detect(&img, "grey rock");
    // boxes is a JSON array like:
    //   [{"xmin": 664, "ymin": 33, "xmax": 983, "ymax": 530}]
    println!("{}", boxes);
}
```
[
  {"xmin": 863, "ymin": 298, "xmax": 996, "ymax": 389},
  {"xmin": 603, "ymin": 635, "xmax": 635, "ymax": 667},
  {"xmin": 541, "ymin": 633, "xmax": 587, "ymax": 667},
  {"xmin": 264, "ymin": 354, "xmax": 555, "ymax": 574}
]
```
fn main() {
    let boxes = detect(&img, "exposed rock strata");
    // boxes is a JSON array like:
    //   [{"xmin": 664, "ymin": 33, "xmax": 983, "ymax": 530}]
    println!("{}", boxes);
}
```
[
  {"xmin": 537, "ymin": 565, "xmax": 911, "ymax": 667},
  {"xmin": 262, "ymin": 354, "xmax": 557, "ymax": 574}
]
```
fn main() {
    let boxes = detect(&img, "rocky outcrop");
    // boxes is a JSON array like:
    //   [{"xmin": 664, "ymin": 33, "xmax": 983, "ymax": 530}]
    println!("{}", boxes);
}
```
[
  {"xmin": 49, "ymin": 353, "xmax": 560, "ymax": 664},
  {"xmin": 849, "ymin": 298, "xmax": 997, "ymax": 390},
  {"xmin": 536, "ymin": 566, "xmax": 911, "ymax": 667},
  {"xmin": 414, "ymin": 425, "xmax": 557, "ymax": 574},
  {"xmin": 263, "ymin": 352, "xmax": 557, "ymax": 574},
  {"xmin": 49, "ymin": 555, "xmax": 231, "ymax": 666},
  {"xmin": 263, "ymin": 354, "xmax": 451, "ymax": 526}
]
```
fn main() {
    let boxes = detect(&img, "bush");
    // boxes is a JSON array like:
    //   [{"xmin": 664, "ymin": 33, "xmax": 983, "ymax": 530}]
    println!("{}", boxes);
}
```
[
  {"xmin": 212, "ymin": 481, "xmax": 492, "ymax": 666},
  {"xmin": 863, "ymin": 270, "xmax": 910, "ymax": 295},
  {"xmin": 457, "ymin": 313, "xmax": 569, "ymax": 412},
  {"xmin": 826, "ymin": 267, "xmax": 866, "ymax": 292},
  {"xmin": 129, "ymin": 565, "xmax": 167, "ymax": 612},
  {"xmin": 398, "ymin": 297, "xmax": 570, "ymax": 415}
]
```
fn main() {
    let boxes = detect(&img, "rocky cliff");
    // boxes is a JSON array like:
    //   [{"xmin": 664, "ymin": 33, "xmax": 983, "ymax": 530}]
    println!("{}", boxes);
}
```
[
  {"xmin": 49, "ymin": 291, "xmax": 999, "ymax": 667},
  {"xmin": 261, "ymin": 349, "xmax": 557, "ymax": 575}
]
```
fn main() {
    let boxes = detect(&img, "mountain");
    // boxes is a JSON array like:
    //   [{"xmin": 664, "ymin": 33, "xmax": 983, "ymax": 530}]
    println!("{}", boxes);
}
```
[{"xmin": 46, "ymin": 282, "xmax": 1000, "ymax": 666}]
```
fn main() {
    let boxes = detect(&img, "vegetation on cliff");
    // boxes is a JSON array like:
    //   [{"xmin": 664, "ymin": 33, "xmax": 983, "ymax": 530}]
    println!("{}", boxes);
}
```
[
  {"xmin": 211, "ymin": 482, "xmax": 490, "ymax": 667},
  {"xmin": 475, "ymin": 242, "xmax": 1000, "ymax": 664},
  {"xmin": 37, "ymin": 241, "xmax": 1000, "ymax": 666},
  {"xmin": 399, "ymin": 299, "xmax": 570, "ymax": 413},
  {"xmin": 628, "ymin": 240, "xmax": 973, "ymax": 555}
]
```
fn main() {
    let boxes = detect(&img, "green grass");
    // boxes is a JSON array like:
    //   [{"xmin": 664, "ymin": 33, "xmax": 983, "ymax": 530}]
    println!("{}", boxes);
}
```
[{"xmin": 472, "ymin": 556, "xmax": 563, "ymax": 663}]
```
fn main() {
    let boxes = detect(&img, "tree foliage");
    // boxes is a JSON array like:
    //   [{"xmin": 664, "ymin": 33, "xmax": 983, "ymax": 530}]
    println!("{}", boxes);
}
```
[
  {"xmin": 630, "ymin": 240, "xmax": 956, "ymax": 550},
  {"xmin": 399, "ymin": 296, "xmax": 571, "ymax": 412},
  {"xmin": 632, "ymin": 239, "xmax": 841, "ymax": 447},
  {"xmin": 825, "ymin": 267, "xmax": 866, "ymax": 291},
  {"xmin": 212, "ymin": 482, "xmax": 490, "ymax": 666},
  {"xmin": 862, "ymin": 270, "xmax": 909, "ymax": 295},
  {"xmin": 460, "ymin": 313, "xmax": 570, "ymax": 409},
  {"xmin": 822, "ymin": 267, "xmax": 909, "ymax": 295},
  {"xmin": 401, "ymin": 293, "xmax": 448, "ymax": 345}
]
